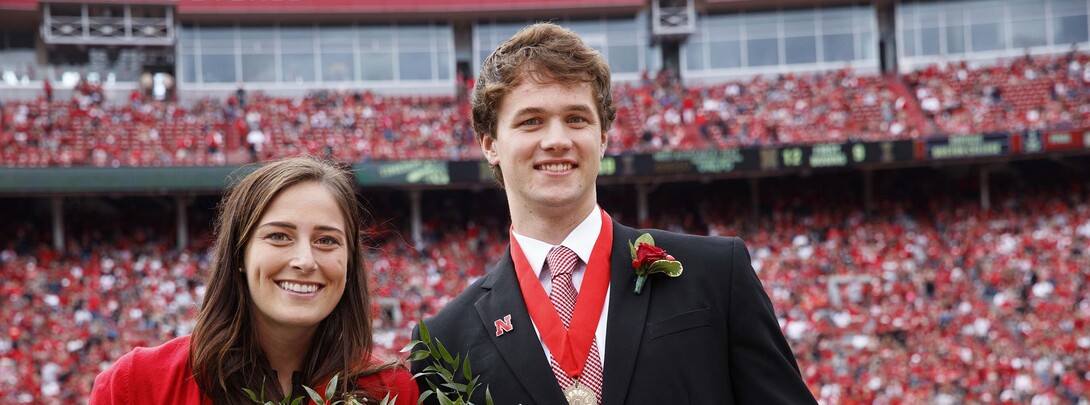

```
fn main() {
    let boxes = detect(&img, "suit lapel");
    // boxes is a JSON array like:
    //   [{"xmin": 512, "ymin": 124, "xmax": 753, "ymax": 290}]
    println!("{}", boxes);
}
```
[
  {"xmin": 474, "ymin": 248, "xmax": 567, "ymax": 405},
  {"xmin": 602, "ymin": 221, "xmax": 651, "ymax": 405}
]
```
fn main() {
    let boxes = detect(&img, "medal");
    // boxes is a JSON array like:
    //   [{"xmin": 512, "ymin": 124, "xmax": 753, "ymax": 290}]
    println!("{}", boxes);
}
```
[
  {"xmin": 511, "ymin": 209, "xmax": 612, "ymax": 376},
  {"xmin": 512, "ymin": 208, "xmax": 611, "ymax": 405},
  {"xmin": 563, "ymin": 380, "xmax": 597, "ymax": 405}
]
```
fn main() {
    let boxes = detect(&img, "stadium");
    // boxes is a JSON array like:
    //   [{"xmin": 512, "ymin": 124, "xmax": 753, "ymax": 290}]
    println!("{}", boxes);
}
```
[{"xmin": 1, "ymin": 0, "xmax": 1089, "ymax": 403}]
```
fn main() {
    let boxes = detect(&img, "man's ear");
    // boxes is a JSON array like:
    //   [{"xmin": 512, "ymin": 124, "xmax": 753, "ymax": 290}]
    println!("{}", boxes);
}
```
[
  {"xmin": 481, "ymin": 135, "xmax": 500, "ymax": 165},
  {"xmin": 600, "ymin": 130, "xmax": 608, "ymax": 158}
]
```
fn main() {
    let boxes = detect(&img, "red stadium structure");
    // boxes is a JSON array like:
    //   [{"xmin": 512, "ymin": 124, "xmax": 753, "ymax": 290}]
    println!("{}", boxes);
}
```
[{"xmin": 1, "ymin": 0, "xmax": 1089, "ymax": 403}]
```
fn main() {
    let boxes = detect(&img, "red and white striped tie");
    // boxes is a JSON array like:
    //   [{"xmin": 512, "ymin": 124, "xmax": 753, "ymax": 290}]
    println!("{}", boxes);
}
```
[{"xmin": 546, "ymin": 245, "xmax": 603, "ymax": 404}]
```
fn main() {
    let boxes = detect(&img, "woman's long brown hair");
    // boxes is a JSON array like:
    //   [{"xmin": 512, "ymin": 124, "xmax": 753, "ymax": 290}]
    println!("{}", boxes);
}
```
[{"xmin": 189, "ymin": 156, "xmax": 389, "ymax": 404}]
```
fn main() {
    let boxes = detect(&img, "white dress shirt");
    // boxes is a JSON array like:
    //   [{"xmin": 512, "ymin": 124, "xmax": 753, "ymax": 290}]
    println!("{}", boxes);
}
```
[{"xmin": 511, "ymin": 206, "xmax": 610, "ymax": 367}]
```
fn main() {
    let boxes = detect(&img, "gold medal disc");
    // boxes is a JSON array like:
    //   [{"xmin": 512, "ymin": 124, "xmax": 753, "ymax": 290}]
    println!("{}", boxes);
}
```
[{"xmin": 563, "ymin": 381, "xmax": 596, "ymax": 405}]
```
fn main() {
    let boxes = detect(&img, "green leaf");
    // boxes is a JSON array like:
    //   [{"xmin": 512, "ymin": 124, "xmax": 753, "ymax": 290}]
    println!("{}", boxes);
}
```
[
  {"xmin": 282, "ymin": 386, "xmax": 295, "ymax": 405},
  {"xmin": 635, "ymin": 233, "xmax": 655, "ymax": 248},
  {"xmin": 628, "ymin": 240, "xmax": 637, "ymax": 259},
  {"xmin": 290, "ymin": 397, "xmax": 303, "ymax": 405},
  {"xmin": 441, "ymin": 382, "xmax": 468, "ymax": 392},
  {"xmin": 436, "ymin": 391, "xmax": 455, "ymax": 405},
  {"xmin": 325, "ymin": 373, "xmax": 340, "ymax": 402},
  {"xmin": 485, "ymin": 386, "xmax": 494, "ymax": 405},
  {"xmin": 242, "ymin": 388, "xmax": 260, "ymax": 403},
  {"xmin": 407, "ymin": 350, "xmax": 432, "ymax": 362},
  {"xmin": 425, "ymin": 379, "xmax": 442, "ymax": 396},
  {"xmin": 648, "ymin": 260, "xmax": 683, "ymax": 277},
  {"xmin": 417, "ymin": 389, "xmax": 435, "ymax": 405},
  {"xmin": 430, "ymin": 362, "xmax": 453, "ymax": 381},
  {"xmin": 256, "ymin": 376, "xmax": 268, "ymax": 403},
  {"xmin": 418, "ymin": 320, "xmax": 432, "ymax": 351},
  {"xmin": 412, "ymin": 371, "xmax": 436, "ymax": 380},
  {"xmin": 401, "ymin": 340, "xmax": 425, "ymax": 353},
  {"xmin": 303, "ymin": 386, "xmax": 324, "ymax": 405},
  {"xmin": 461, "ymin": 354, "xmax": 473, "ymax": 382},
  {"xmin": 435, "ymin": 338, "xmax": 455, "ymax": 365},
  {"xmin": 465, "ymin": 375, "xmax": 480, "ymax": 400}
]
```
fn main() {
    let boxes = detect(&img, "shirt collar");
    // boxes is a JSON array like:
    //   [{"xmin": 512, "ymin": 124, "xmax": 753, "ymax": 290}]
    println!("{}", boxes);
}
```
[{"xmin": 511, "ymin": 206, "xmax": 602, "ymax": 277}]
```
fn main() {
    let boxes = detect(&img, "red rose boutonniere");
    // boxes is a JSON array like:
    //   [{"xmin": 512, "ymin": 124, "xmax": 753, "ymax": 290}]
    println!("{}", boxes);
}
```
[{"xmin": 628, "ymin": 233, "xmax": 683, "ymax": 294}]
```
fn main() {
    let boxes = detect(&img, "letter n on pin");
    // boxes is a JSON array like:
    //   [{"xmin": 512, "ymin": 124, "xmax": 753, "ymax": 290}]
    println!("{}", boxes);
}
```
[{"xmin": 494, "ymin": 314, "xmax": 513, "ymax": 337}]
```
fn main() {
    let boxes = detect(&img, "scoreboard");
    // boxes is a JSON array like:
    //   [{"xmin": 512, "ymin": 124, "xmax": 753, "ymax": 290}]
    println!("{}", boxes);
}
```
[{"xmin": 3, "ymin": 129, "xmax": 1089, "ymax": 192}]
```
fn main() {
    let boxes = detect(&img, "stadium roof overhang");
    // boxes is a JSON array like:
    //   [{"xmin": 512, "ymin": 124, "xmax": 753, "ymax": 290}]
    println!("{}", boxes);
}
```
[
  {"xmin": 704, "ymin": 0, "xmax": 879, "ymax": 13},
  {"xmin": 175, "ymin": 0, "xmax": 645, "ymax": 23},
  {"xmin": 0, "ymin": 0, "xmax": 38, "ymax": 30}
]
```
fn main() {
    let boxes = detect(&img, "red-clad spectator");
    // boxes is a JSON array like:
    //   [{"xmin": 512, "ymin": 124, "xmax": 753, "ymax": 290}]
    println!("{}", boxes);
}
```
[{"xmin": 43, "ymin": 79, "xmax": 52, "ymax": 103}]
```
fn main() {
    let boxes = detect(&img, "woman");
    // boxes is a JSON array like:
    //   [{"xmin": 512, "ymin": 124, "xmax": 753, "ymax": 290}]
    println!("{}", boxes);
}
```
[{"xmin": 90, "ymin": 156, "xmax": 419, "ymax": 404}]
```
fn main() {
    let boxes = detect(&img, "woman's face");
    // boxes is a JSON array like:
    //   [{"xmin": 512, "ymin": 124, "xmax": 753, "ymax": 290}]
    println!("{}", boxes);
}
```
[{"xmin": 243, "ymin": 181, "xmax": 349, "ymax": 338}]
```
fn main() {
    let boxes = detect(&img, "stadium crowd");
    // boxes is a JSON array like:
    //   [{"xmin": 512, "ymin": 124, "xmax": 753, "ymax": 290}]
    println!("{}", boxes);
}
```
[
  {"xmin": 659, "ymin": 175, "xmax": 1090, "ymax": 405},
  {"xmin": 905, "ymin": 50, "xmax": 1090, "ymax": 136},
  {"xmin": 4, "ymin": 50, "xmax": 1089, "ymax": 168},
  {"xmin": 2, "ymin": 46, "xmax": 1089, "ymax": 404},
  {"xmin": 1, "ymin": 169, "xmax": 1087, "ymax": 404}
]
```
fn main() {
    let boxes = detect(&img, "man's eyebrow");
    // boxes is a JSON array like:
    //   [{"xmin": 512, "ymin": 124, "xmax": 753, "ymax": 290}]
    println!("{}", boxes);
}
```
[
  {"xmin": 512, "ymin": 107, "xmax": 545, "ymax": 116},
  {"xmin": 512, "ymin": 105, "xmax": 595, "ymax": 116},
  {"xmin": 565, "ymin": 105, "xmax": 595, "ymax": 114}
]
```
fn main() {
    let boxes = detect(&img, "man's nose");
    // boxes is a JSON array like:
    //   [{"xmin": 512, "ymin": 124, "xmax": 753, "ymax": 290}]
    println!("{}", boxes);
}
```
[{"xmin": 541, "ymin": 120, "xmax": 572, "ymax": 151}]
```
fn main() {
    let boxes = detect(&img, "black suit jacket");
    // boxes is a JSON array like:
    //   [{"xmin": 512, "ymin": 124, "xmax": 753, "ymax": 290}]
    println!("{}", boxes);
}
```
[{"xmin": 412, "ymin": 220, "xmax": 816, "ymax": 404}]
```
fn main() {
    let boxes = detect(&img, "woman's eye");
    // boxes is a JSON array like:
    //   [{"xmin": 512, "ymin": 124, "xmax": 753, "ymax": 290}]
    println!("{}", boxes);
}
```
[
  {"xmin": 316, "ymin": 236, "xmax": 342, "ymax": 246},
  {"xmin": 265, "ymin": 232, "xmax": 289, "ymax": 241}
]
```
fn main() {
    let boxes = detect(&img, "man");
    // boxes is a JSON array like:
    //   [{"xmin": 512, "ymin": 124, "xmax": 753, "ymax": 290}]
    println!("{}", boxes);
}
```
[{"xmin": 412, "ymin": 23, "xmax": 816, "ymax": 404}]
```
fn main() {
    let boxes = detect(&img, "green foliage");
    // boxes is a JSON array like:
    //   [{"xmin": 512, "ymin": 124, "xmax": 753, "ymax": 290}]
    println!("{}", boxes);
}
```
[
  {"xmin": 627, "ymin": 233, "xmax": 656, "ymax": 259},
  {"xmin": 243, "ymin": 372, "xmax": 398, "ymax": 405},
  {"xmin": 243, "ymin": 319, "xmax": 494, "ymax": 405},
  {"xmin": 402, "ymin": 320, "xmax": 494, "ymax": 405},
  {"xmin": 648, "ymin": 259, "xmax": 683, "ymax": 277},
  {"xmin": 242, "ymin": 376, "xmax": 304, "ymax": 405},
  {"xmin": 629, "ymin": 233, "xmax": 683, "ymax": 294}
]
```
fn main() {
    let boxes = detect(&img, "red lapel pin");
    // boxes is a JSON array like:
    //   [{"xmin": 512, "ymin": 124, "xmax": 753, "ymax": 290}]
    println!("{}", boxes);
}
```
[{"xmin": 494, "ymin": 314, "xmax": 513, "ymax": 336}]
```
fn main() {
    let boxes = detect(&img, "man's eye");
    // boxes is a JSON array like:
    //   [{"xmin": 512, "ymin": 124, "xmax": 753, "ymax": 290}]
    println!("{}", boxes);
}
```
[
  {"xmin": 569, "ymin": 116, "xmax": 589, "ymax": 123},
  {"xmin": 520, "ymin": 118, "xmax": 542, "ymax": 126}
]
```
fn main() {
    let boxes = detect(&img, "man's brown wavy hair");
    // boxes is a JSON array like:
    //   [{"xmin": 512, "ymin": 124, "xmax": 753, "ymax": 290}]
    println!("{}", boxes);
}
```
[
  {"xmin": 472, "ymin": 22, "xmax": 617, "ymax": 188},
  {"xmin": 189, "ymin": 156, "xmax": 389, "ymax": 404}
]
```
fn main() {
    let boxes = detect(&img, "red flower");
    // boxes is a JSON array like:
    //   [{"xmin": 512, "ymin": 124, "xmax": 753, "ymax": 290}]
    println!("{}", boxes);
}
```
[
  {"xmin": 628, "ymin": 233, "xmax": 684, "ymax": 294},
  {"xmin": 634, "ymin": 243, "xmax": 669, "ymax": 268}
]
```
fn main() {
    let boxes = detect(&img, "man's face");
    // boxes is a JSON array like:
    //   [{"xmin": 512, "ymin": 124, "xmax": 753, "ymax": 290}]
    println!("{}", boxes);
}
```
[{"xmin": 481, "ymin": 79, "xmax": 607, "ymax": 218}]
